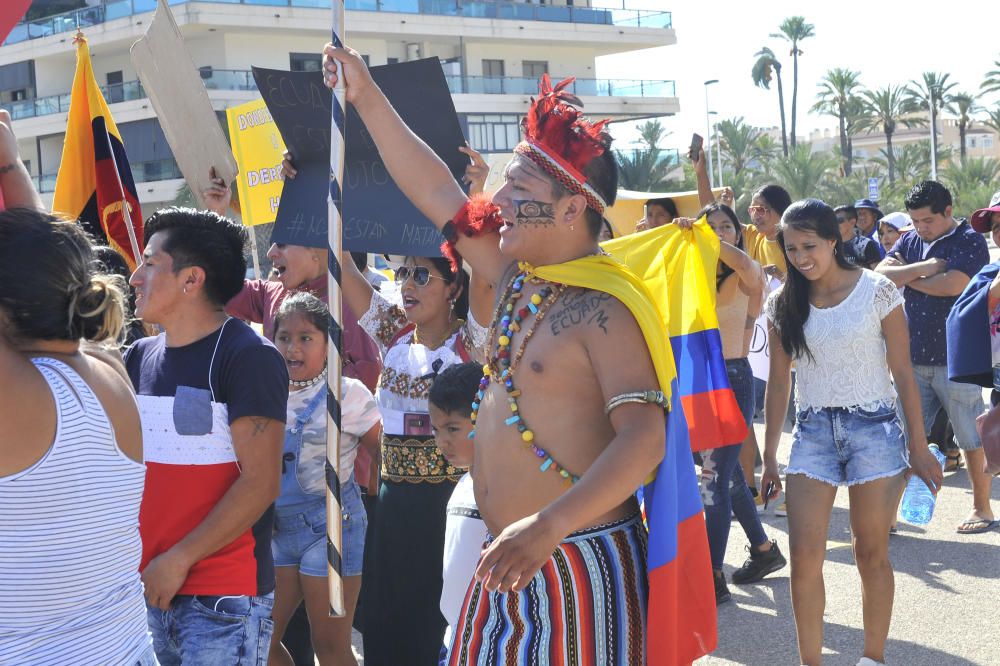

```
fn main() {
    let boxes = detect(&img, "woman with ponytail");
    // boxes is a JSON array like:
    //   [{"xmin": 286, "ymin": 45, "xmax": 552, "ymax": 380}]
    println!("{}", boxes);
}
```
[{"xmin": 0, "ymin": 209, "xmax": 154, "ymax": 664}]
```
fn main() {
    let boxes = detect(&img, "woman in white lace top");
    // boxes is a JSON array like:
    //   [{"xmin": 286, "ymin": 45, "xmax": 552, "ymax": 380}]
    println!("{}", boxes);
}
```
[
  {"xmin": 341, "ymin": 251, "xmax": 488, "ymax": 665},
  {"xmin": 760, "ymin": 200, "xmax": 943, "ymax": 666}
]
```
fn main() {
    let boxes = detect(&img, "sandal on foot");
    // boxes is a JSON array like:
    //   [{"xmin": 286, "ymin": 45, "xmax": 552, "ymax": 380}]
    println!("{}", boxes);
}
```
[
  {"xmin": 943, "ymin": 452, "xmax": 963, "ymax": 472},
  {"xmin": 957, "ymin": 518, "xmax": 997, "ymax": 534}
]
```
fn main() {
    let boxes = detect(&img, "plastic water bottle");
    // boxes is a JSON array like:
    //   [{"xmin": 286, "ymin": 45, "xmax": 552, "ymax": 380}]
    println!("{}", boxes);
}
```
[{"xmin": 900, "ymin": 444, "xmax": 947, "ymax": 525}]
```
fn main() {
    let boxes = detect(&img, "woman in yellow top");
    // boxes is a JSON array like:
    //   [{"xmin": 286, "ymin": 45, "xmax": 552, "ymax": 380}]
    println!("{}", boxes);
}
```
[{"xmin": 744, "ymin": 183, "xmax": 792, "ymax": 280}]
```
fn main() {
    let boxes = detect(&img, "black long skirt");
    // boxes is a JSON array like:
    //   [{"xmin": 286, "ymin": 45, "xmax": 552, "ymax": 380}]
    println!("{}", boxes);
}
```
[{"xmin": 361, "ymin": 478, "xmax": 456, "ymax": 665}]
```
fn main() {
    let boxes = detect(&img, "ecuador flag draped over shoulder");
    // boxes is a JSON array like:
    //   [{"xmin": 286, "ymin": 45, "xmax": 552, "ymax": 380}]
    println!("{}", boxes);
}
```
[
  {"xmin": 53, "ymin": 36, "xmax": 143, "ymax": 271},
  {"xmin": 527, "ymin": 219, "xmax": 745, "ymax": 664}
]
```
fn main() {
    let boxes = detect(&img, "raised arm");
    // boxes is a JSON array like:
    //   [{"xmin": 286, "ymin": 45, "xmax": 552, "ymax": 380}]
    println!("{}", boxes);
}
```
[
  {"xmin": 692, "ymin": 147, "xmax": 714, "ymax": 207},
  {"xmin": 323, "ymin": 45, "xmax": 507, "ymax": 284},
  {"xmin": 720, "ymin": 240, "xmax": 765, "ymax": 297},
  {"xmin": 0, "ymin": 111, "xmax": 44, "ymax": 211},
  {"xmin": 340, "ymin": 249, "xmax": 377, "ymax": 322}
]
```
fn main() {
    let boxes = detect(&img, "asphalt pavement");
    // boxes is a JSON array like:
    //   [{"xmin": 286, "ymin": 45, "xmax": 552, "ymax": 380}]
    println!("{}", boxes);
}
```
[{"xmin": 698, "ymin": 420, "xmax": 1000, "ymax": 666}]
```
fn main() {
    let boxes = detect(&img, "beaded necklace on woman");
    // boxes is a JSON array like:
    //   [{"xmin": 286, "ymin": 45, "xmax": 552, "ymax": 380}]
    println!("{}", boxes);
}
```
[{"xmin": 469, "ymin": 269, "xmax": 580, "ymax": 484}]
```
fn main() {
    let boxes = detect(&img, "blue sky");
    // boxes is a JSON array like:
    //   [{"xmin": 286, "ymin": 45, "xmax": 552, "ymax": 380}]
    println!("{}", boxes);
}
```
[{"xmin": 597, "ymin": 0, "xmax": 1000, "ymax": 152}]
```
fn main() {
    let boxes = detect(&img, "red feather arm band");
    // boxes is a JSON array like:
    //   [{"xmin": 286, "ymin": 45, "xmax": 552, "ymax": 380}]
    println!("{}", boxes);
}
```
[{"xmin": 440, "ymin": 194, "xmax": 505, "ymax": 273}]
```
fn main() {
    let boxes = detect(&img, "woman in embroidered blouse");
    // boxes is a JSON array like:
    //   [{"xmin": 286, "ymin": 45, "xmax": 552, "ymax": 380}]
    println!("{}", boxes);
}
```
[
  {"xmin": 759, "ymin": 200, "xmax": 943, "ymax": 666},
  {"xmin": 341, "ymin": 250, "xmax": 487, "ymax": 665}
]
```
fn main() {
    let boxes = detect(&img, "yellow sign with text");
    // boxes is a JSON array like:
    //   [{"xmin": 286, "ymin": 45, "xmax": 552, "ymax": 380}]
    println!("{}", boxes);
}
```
[{"xmin": 226, "ymin": 98, "xmax": 285, "ymax": 226}]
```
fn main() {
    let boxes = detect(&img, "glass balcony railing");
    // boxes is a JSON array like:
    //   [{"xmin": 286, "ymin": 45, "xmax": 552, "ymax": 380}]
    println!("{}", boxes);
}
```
[
  {"xmin": 3, "ymin": 70, "xmax": 674, "ymax": 122},
  {"xmin": 35, "ymin": 158, "xmax": 183, "ymax": 192},
  {"xmin": 5, "ymin": 0, "xmax": 671, "ymax": 45},
  {"xmin": 448, "ymin": 75, "xmax": 675, "ymax": 97}
]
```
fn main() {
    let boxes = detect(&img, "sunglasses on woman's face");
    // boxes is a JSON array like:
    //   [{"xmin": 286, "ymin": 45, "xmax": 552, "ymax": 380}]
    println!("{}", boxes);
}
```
[{"xmin": 394, "ymin": 265, "xmax": 447, "ymax": 287}]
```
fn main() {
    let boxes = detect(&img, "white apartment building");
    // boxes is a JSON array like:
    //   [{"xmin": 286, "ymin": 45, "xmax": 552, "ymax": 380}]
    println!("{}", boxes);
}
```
[{"xmin": 2, "ymin": 0, "xmax": 679, "ymax": 210}]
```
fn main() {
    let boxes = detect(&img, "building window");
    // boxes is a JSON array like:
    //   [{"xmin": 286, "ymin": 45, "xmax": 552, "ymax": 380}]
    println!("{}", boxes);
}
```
[
  {"xmin": 290, "ymin": 53, "xmax": 322, "ymax": 72},
  {"xmin": 466, "ymin": 114, "xmax": 521, "ymax": 152},
  {"xmin": 523, "ymin": 60, "xmax": 548, "ymax": 79},
  {"xmin": 106, "ymin": 70, "xmax": 124, "ymax": 103},
  {"xmin": 10, "ymin": 89, "xmax": 26, "ymax": 101},
  {"xmin": 984, "ymin": 136, "xmax": 994, "ymax": 149},
  {"xmin": 482, "ymin": 59, "xmax": 505, "ymax": 78},
  {"xmin": 970, "ymin": 137, "xmax": 977, "ymax": 148},
  {"xmin": 387, "ymin": 57, "xmax": 399, "ymax": 65}
]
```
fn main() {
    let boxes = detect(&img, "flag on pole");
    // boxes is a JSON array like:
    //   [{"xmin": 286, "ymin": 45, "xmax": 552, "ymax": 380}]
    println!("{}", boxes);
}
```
[{"xmin": 53, "ymin": 34, "xmax": 143, "ymax": 271}]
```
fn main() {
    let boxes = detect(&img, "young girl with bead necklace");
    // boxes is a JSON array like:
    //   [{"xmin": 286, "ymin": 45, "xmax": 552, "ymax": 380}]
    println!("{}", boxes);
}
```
[
  {"xmin": 269, "ymin": 293, "xmax": 380, "ymax": 666},
  {"xmin": 760, "ymin": 200, "xmax": 943, "ymax": 666}
]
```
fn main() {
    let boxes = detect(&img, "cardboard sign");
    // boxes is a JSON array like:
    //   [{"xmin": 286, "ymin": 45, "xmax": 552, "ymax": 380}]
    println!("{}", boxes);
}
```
[
  {"xmin": 226, "ymin": 99, "xmax": 286, "ymax": 226},
  {"xmin": 254, "ymin": 59, "xmax": 467, "ymax": 253},
  {"xmin": 748, "ymin": 276, "xmax": 782, "ymax": 381},
  {"xmin": 130, "ymin": 0, "xmax": 238, "ymax": 209}
]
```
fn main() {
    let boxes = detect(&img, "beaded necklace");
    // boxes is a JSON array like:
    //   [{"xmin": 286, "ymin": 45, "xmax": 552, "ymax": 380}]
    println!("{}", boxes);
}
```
[{"xmin": 469, "ymin": 270, "xmax": 579, "ymax": 484}]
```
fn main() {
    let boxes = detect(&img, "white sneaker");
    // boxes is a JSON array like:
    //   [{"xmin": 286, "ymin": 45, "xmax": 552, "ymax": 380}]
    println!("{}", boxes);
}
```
[{"xmin": 857, "ymin": 658, "xmax": 885, "ymax": 666}]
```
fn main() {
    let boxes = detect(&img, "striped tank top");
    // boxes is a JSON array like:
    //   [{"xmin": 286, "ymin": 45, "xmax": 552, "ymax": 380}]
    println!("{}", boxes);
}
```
[{"xmin": 0, "ymin": 358, "xmax": 152, "ymax": 664}]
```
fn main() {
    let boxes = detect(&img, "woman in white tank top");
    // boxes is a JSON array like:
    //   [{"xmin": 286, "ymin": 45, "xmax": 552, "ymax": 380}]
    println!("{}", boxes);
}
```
[{"xmin": 0, "ymin": 204, "xmax": 155, "ymax": 665}]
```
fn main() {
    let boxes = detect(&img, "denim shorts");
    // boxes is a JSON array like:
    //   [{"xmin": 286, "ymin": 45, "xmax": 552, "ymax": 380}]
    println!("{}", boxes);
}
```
[
  {"xmin": 272, "ymin": 477, "xmax": 367, "ymax": 577},
  {"xmin": 787, "ymin": 403, "xmax": 909, "ymax": 487},
  {"xmin": 147, "ymin": 593, "xmax": 273, "ymax": 666}
]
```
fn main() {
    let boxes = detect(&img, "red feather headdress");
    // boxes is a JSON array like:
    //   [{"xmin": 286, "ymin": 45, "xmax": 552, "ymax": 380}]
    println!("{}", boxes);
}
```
[{"xmin": 514, "ymin": 75, "xmax": 612, "ymax": 214}]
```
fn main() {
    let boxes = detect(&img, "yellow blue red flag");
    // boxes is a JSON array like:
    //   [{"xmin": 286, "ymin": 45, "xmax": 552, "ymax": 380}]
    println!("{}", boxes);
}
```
[
  {"xmin": 525, "ymin": 219, "xmax": 744, "ymax": 663},
  {"xmin": 53, "ymin": 35, "xmax": 143, "ymax": 271}
]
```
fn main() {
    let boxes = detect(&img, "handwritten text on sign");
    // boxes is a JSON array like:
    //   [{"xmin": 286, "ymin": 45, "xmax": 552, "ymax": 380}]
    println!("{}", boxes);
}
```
[
  {"xmin": 226, "ymin": 98, "xmax": 286, "ymax": 226},
  {"xmin": 254, "ymin": 59, "xmax": 468, "ymax": 253}
]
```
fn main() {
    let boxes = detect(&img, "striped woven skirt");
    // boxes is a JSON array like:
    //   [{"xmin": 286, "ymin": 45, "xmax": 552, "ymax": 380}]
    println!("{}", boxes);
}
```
[{"xmin": 447, "ymin": 514, "xmax": 648, "ymax": 666}]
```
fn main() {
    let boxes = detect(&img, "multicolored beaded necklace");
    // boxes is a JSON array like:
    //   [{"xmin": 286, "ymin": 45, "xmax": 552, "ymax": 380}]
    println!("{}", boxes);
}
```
[{"xmin": 468, "ymin": 270, "xmax": 580, "ymax": 484}]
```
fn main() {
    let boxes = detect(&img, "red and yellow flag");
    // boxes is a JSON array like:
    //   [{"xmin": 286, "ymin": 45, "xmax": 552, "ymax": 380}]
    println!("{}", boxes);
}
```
[{"xmin": 53, "ymin": 35, "xmax": 143, "ymax": 271}]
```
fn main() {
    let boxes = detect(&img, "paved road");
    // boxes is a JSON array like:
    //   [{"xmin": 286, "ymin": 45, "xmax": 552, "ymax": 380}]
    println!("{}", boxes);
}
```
[
  {"xmin": 348, "ymin": 423, "xmax": 999, "ymax": 666},
  {"xmin": 698, "ymin": 421, "xmax": 1000, "ymax": 666}
]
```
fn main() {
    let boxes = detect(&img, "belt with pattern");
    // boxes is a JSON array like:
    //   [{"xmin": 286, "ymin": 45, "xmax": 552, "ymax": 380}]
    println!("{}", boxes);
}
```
[{"xmin": 381, "ymin": 435, "xmax": 465, "ymax": 483}]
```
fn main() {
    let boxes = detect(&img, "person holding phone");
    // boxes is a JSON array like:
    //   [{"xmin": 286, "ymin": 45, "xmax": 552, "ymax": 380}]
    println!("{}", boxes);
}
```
[{"xmin": 760, "ymin": 200, "xmax": 942, "ymax": 666}]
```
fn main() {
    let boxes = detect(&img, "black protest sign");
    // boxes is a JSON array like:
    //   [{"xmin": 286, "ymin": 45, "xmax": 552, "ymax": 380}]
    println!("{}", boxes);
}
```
[{"xmin": 253, "ymin": 59, "xmax": 468, "ymax": 254}]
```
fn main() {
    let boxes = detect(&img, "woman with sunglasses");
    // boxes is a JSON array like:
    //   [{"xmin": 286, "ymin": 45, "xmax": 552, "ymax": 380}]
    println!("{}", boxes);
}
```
[{"xmin": 340, "ymin": 248, "xmax": 487, "ymax": 665}]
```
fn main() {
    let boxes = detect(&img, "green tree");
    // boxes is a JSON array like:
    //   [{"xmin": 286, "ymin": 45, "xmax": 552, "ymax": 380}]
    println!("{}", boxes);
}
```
[
  {"xmin": 941, "ymin": 157, "xmax": 1000, "ymax": 217},
  {"xmin": 751, "ymin": 46, "xmax": 788, "ymax": 157},
  {"xmin": 906, "ymin": 72, "xmax": 957, "ymax": 177},
  {"xmin": 982, "ymin": 58, "xmax": 1000, "ymax": 97},
  {"xmin": 771, "ymin": 16, "xmax": 815, "ymax": 151},
  {"xmin": 716, "ymin": 117, "xmax": 765, "ymax": 176},
  {"xmin": 614, "ymin": 119, "xmax": 672, "ymax": 191},
  {"xmin": 983, "ymin": 104, "xmax": 1000, "ymax": 135},
  {"xmin": 947, "ymin": 92, "xmax": 980, "ymax": 163},
  {"xmin": 858, "ymin": 85, "xmax": 923, "ymax": 185},
  {"xmin": 870, "ymin": 142, "xmax": 942, "ymax": 187},
  {"xmin": 768, "ymin": 143, "xmax": 836, "ymax": 200},
  {"xmin": 812, "ymin": 68, "xmax": 862, "ymax": 176}
]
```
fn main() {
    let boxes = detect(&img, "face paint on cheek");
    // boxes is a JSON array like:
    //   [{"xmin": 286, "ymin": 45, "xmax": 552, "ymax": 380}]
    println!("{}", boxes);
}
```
[{"xmin": 513, "ymin": 199, "xmax": 556, "ymax": 226}]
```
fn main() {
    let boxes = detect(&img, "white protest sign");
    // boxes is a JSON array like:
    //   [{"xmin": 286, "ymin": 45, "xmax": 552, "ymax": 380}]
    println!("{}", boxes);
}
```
[
  {"xmin": 748, "ymin": 277, "xmax": 781, "ymax": 382},
  {"xmin": 130, "ymin": 0, "xmax": 238, "ymax": 209}
]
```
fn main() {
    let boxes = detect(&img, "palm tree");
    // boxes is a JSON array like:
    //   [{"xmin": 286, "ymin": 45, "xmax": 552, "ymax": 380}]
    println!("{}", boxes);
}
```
[
  {"xmin": 947, "ymin": 92, "xmax": 980, "ymax": 163},
  {"xmin": 614, "ymin": 119, "xmax": 672, "ymax": 191},
  {"xmin": 859, "ymin": 85, "xmax": 923, "ymax": 185},
  {"xmin": 771, "ymin": 16, "xmax": 815, "ymax": 151},
  {"xmin": 812, "ymin": 68, "xmax": 861, "ymax": 176},
  {"xmin": 716, "ymin": 117, "xmax": 765, "ymax": 176},
  {"xmin": 984, "ymin": 104, "xmax": 1000, "ymax": 135},
  {"xmin": 982, "ymin": 58, "xmax": 1000, "ymax": 97},
  {"xmin": 941, "ymin": 157, "xmax": 1000, "ymax": 217},
  {"xmin": 751, "ymin": 46, "xmax": 788, "ymax": 157},
  {"xmin": 843, "ymin": 95, "xmax": 870, "ymax": 171},
  {"xmin": 768, "ymin": 143, "xmax": 836, "ymax": 200},
  {"xmin": 906, "ymin": 72, "xmax": 957, "ymax": 179}
]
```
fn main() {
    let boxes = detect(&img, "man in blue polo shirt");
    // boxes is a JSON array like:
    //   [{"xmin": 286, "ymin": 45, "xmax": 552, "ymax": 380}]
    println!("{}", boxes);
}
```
[{"xmin": 876, "ymin": 181, "xmax": 994, "ymax": 534}]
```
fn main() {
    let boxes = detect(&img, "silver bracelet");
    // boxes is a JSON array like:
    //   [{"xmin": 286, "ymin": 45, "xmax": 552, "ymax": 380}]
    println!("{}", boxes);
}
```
[{"xmin": 604, "ymin": 390, "xmax": 668, "ymax": 415}]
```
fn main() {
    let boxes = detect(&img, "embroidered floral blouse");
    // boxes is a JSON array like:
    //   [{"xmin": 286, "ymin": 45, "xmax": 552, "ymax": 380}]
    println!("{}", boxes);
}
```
[{"xmin": 359, "ymin": 291, "xmax": 487, "ymax": 437}]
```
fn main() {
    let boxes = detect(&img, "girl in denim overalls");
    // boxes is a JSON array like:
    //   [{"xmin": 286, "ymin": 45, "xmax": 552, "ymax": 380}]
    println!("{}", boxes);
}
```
[{"xmin": 269, "ymin": 293, "xmax": 381, "ymax": 665}]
